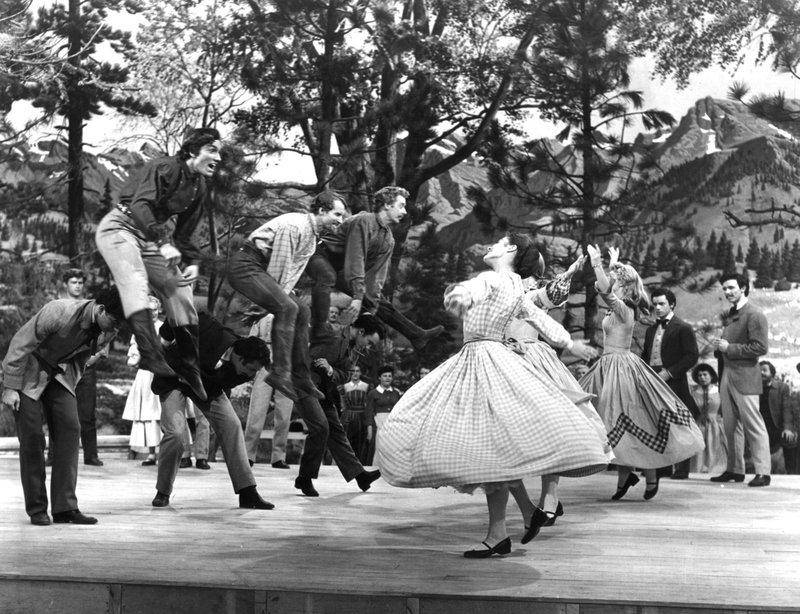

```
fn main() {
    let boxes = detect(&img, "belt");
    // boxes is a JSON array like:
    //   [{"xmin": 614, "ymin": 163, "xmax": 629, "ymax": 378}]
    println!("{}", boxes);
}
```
[{"xmin": 239, "ymin": 240, "xmax": 270, "ymax": 264}]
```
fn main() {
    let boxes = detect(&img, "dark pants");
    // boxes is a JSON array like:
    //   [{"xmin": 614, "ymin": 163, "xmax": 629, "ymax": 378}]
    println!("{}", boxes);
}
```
[
  {"xmin": 76, "ymin": 365, "xmax": 99, "ymax": 460},
  {"xmin": 295, "ymin": 395, "xmax": 364, "ymax": 481},
  {"xmin": 15, "ymin": 381, "xmax": 80, "ymax": 517},
  {"xmin": 227, "ymin": 245, "xmax": 313, "ymax": 383},
  {"xmin": 156, "ymin": 389, "xmax": 256, "ymax": 496},
  {"xmin": 783, "ymin": 446, "xmax": 800, "ymax": 475},
  {"xmin": 304, "ymin": 250, "xmax": 427, "ymax": 342}
]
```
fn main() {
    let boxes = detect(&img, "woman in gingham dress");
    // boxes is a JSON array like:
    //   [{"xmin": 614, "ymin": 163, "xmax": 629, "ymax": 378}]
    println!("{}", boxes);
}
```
[
  {"xmin": 579, "ymin": 245, "xmax": 704, "ymax": 501},
  {"xmin": 377, "ymin": 233, "xmax": 609, "ymax": 558},
  {"xmin": 505, "ymin": 257, "xmax": 613, "ymax": 542}
]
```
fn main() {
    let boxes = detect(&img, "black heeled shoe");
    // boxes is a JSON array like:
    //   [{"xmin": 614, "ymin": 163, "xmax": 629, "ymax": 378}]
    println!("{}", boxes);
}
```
[
  {"xmin": 611, "ymin": 473, "xmax": 640, "ymax": 500},
  {"xmin": 543, "ymin": 501, "xmax": 564, "ymax": 527},
  {"xmin": 644, "ymin": 478, "xmax": 659, "ymax": 500},
  {"xmin": 464, "ymin": 537, "xmax": 512, "ymax": 558},
  {"xmin": 522, "ymin": 507, "xmax": 554, "ymax": 544}
]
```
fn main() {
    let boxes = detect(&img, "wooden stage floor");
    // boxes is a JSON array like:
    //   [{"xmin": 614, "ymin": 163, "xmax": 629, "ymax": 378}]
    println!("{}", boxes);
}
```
[{"xmin": 0, "ymin": 455, "xmax": 798, "ymax": 614}]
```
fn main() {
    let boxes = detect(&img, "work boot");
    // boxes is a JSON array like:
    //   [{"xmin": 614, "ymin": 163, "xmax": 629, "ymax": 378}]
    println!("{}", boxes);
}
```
[{"xmin": 127, "ymin": 310, "xmax": 179, "ymax": 378}]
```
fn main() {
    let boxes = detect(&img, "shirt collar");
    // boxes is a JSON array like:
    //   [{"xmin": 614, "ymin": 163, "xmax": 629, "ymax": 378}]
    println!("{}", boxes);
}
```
[
  {"xmin": 376, "ymin": 385, "xmax": 393, "ymax": 393},
  {"xmin": 214, "ymin": 346, "xmax": 234, "ymax": 370},
  {"xmin": 736, "ymin": 297, "xmax": 749, "ymax": 310},
  {"xmin": 307, "ymin": 213, "xmax": 319, "ymax": 237},
  {"xmin": 375, "ymin": 211, "xmax": 390, "ymax": 231}
]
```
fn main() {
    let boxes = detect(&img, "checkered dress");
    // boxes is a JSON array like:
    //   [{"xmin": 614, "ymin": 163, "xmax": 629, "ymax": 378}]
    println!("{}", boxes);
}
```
[
  {"xmin": 578, "ymin": 287, "xmax": 705, "ymax": 468},
  {"xmin": 376, "ymin": 271, "xmax": 610, "ymax": 489}
]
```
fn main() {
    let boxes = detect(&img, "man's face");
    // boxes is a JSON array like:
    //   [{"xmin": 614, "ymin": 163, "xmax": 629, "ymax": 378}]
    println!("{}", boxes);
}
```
[
  {"xmin": 231, "ymin": 353, "xmax": 262, "ymax": 379},
  {"xmin": 575, "ymin": 365, "xmax": 590, "ymax": 379},
  {"xmin": 318, "ymin": 200, "xmax": 347, "ymax": 231},
  {"xmin": 96, "ymin": 306, "xmax": 122, "ymax": 334},
  {"xmin": 187, "ymin": 140, "xmax": 222, "ymax": 177},
  {"xmin": 482, "ymin": 236, "xmax": 515, "ymax": 266},
  {"xmin": 652, "ymin": 295, "xmax": 673, "ymax": 320},
  {"xmin": 354, "ymin": 330, "xmax": 381, "ymax": 350},
  {"xmin": 760, "ymin": 364, "xmax": 774, "ymax": 385},
  {"xmin": 65, "ymin": 277, "xmax": 85, "ymax": 299},
  {"xmin": 384, "ymin": 196, "xmax": 407, "ymax": 224},
  {"xmin": 379, "ymin": 371, "xmax": 393, "ymax": 388},
  {"xmin": 721, "ymin": 279, "xmax": 744, "ymax": 305},
  {"xmin": 328, "ymin": 306, "xmax": 341, "ymax": 323}
]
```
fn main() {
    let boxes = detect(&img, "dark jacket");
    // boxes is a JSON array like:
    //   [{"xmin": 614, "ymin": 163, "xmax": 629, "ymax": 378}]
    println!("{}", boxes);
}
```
[
  {"xmin": 643, "ymin": 314, "xmax": 699, "ymax": 416},
  {"xmin": 153, "ymin": 313, "xmax": 251, "ymax": 405}
]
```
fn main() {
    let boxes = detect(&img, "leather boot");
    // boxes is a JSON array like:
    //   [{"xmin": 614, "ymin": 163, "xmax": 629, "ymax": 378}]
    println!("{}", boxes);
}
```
[
  {"xmin": 127, "ymin": 310, "xmax": 179, "ymax": 378},
  {"xmin": 269, "ymin": 310, "xmax": 298, "ymax": 401},
  {"xmin": 171, "ymin": 325, "xmax": 208, "ymax": 402},
  {"xmin": 376, "ymin": 301, "xmax": 444, "ymax": 350},
  {"xmin": 292, "ymin": 302, "xmax": 324, "ymax": 400}
]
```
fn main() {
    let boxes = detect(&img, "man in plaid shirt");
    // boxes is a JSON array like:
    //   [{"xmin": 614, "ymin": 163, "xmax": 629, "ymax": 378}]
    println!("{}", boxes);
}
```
[
  {"xmin": 305, "ymin": 186, "xmax": 443, "ymax": 350},
  {"xmin": 228, "ymin": 192, "xmax": 347, "ymax": 401}
]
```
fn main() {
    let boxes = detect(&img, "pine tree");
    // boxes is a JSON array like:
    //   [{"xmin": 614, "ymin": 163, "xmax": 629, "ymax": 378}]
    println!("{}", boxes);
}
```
[
  {"xmin": 789, "ymin": 240, "xmax": 800, "ymax": 282},
  {"xmin": 642, "ymin": 247, "xmax": 657, "ymax": 278},
  {"xmin": 736, "ymin": 244, "xmax": 744, "ymax": 263},
  {"xmin": 772, "ymin": 248, "xmax": 785, "ymax": 280},
  {"xmin": 755, "ymin": 246, "xmax": 773, "ymax": 288},
  {"xmin": 693, "ymin": 236, "xmax": 707, "ymax": 270},
  {"xmin": 714, "ymin": 233, "xmax": 729, "ymax": 269},
  {"xmin": 720, "ymin": 241, "xmax": 737, "ymax": 275},
  {"xmin": 746, "ymin": 238, "xmax": 761, "ymax": 270},
  {"xmin": 706, "ymin": 231, "xmax": 718, "ymax": 264},
  {"xmin": 773, "ymin": 227, "xmax": 781, "ymax": 243},
  {"xmin": 656, "ymin": 239, "xmax": 671, "ymax": 271}
]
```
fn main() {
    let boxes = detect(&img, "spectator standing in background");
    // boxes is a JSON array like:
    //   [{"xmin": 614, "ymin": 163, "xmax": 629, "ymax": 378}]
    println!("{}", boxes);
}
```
[
  {"xmin": 364, "ymin": 365, "xmax": 402, "ymax": 465},
  {"xmin": 759, "ymin": 361, "xmax": 798, "ymax": 474}
]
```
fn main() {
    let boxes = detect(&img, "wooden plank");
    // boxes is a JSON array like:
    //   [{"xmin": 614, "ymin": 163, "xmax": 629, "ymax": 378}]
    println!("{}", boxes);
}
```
[
  {"xmin": 120, "ymin": 585, "xmax": 254, "ymax": 614},
  {"xmin": 266, "ymin": 591, "xmax": 407, "ymax": 614},
  {"xmin": 0, "ymin": 579, "xmax": 114, "ymax": 614}
]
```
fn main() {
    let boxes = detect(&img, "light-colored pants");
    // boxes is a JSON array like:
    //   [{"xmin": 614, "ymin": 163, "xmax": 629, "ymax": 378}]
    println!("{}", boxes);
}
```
[
  {"xmin": 720, "ymin": 373, "xmax": 771, "ymax": 475},
  {"xmin": 156, "ymin": 390, "xmax": 255, "ymax": 496},
  {"xmin": 244, "ymin": 368, "xmax": 293, "ymax": 463},
  {"xmin": 96, "ymin": 208, "xmax": 197, "ymax": 325}
]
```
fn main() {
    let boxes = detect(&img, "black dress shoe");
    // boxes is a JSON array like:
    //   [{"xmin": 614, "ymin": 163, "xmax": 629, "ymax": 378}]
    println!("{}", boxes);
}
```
[
  {"xmin": 84, "ymin": 457, "xmax": 104, "ymax": 466},
  {"xmin": 710, "ymin": 471, "xmax": 745, "ymax": 483},
  {"xmin": 30, "ymin": 512, "xmax": 51, "ymax": 526},
  {"xmin": 670, "ymin": 471, "xmax": 689, "ymax": 480},
  {"xmin": 53, "ymin": 510, "xmax": 98, "ymax": 525},
  {"xmin": 355, "ymin": 469, "xmax": 381, "ymax": 492},
  {"xmin": 611, "ymin": 472, "xmax": 640, "ymax": 500},
  {"xmin": 748, "ymin": 474, "xmax": 771, "ymax": 487},
  {"xmin": 141, "ymin": 458, "xmax": 156, "ymax": 466},
  {"xmin": 152, "ymin": 492, "xmax": 170, "ymax": 507},
  {"xmin": 644, "ymin": 478, "xmax": 660, "ymax": 500},
  {"xmin": 238, "ymin": 486, "xmax": 275, "ymax": 509},
  {"xmin": 543, "ymin": 501, "xmax": 564, "ymax": 527},
  {"xmin": 179, "ymin": 458, "xmax": 192, "ymax": 469},
  {"xmin": 195, "ymin": 459, "xmax": 211, "ymax": 470},
  {"xmin": 464, "ymin": 537, "xmax": 512, "ymax": 558},
  {"xmin": 295, "ymin": 477, "xmax": 319, "ymax": 497},
  {"xmin": 522, "ymin": 507, "xmax": 553, "ymax": 544},
  {"xmin": 271, "ymin": 460, "xmax": 291, "ymax": 469},
  {"xmin": 45, "ymin": 457, "xmax": 54, "ymax": 467}
]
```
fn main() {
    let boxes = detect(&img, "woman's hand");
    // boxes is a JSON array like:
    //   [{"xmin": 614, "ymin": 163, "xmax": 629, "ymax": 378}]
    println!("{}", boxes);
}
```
[
  {"xmin": 444, "ymin": 286, "xmax": 471, "ymax": 318},
  {"xmin": 608, "ymin": 246, "xmax": 620, "ymax": 267},
  {"xmin": 586, "ymin": 244, "xmax": 602, "ymax": 268},
  {"xmin": 565, "ymin": 255, "xmax": 586, "ymax": 279}
]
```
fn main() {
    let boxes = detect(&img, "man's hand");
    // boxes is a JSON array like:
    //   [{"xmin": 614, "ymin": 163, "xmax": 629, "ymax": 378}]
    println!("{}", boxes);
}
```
[
  {"xmin": 782, "ymin": 429, "xmax": 798, "ymax": 445},
  {"xmin": 2, "ymin": 389, "xmax": 20, "ymax": 412},
  {"xmin": 313, "ymin": 358, "xmax": 333, "ymax": 377},
  {"xmin": 344, "ymin": 299, "xmax": 362, "ymax": 320},
  {"xmin": 657, "ymin": 369, "xmax": 671, "ymax": 382},
  {"xmin": 366, "ymin": 425, "xmax": 373, "ymax": 442},
  {"xmin": 182, "ymin": 265, "xmax": 200, "ymax": 285},
  {"xmin": 159, "ymin": 243, "xmax": 182, "ymax": 267},
  {"xmin": 712, "ymin": 338, "xmax": 729, "ymax": 353}
]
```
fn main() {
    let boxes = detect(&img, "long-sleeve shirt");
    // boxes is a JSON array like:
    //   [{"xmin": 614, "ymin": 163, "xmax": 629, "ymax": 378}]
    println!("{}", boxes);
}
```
[
  {"xmin": 1, "ymin": 299, "xmax": 115, "ymax": 400},
  {"xmin": 321, "ymin": 211, "xmax": 392, "ymax": 302},
  {"xmin": 248, "ymin": 212, "xmax": 319, "ymax": 294},
  {"xmin": 364, "ymin": 385, "xmax": 402, "ymax": 428},
  {"xmin": 119, "ymin": 156, "xmax": 208, "ymax": 265}
]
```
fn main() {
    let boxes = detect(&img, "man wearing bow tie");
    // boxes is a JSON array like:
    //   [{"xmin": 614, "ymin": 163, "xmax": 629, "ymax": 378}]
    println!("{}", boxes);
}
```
[
  {"xmin": 711, "ymin": 273, "xmax": 771, "ymax": 487},
  {"xmin": 643, "ymin": 288, "xmax": 700, "ymax": 480}
]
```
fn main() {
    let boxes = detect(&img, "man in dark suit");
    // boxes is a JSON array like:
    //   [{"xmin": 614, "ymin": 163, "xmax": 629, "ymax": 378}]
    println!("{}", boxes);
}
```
[
  {"xmin": 293, "ymin": 314, "xmax": 384, "ymax": 497},
  {"xmin": 150, "ymin": 312, "xmax": 274, "ymax": 509},
  {"xmin": 759, "ymin": 361, "xmax": 798, "ymax": 473},
  {"xmin": 643, "ymin": 288, "xmax": 700, "ymax": 480},
  {"xmin": 1, "ymin": 288, "xmax": 124, "ymax": 525},
  {"xmin": 711, "ymin": 273, "xmax": 771, "ymax": 487}
]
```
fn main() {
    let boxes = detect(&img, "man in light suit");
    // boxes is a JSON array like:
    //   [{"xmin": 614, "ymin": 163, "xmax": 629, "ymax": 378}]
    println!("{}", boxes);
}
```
[
  {"xmin": 643, "ymin": 288, "xmax": 699, "ymax": 480},
  {"xmin": 1, "ymin": 288, "xmax": 124, "ymax": 525},
  {"xmin": 711, "ymin": 273, "xmax": 771, "ymax": 487}
]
